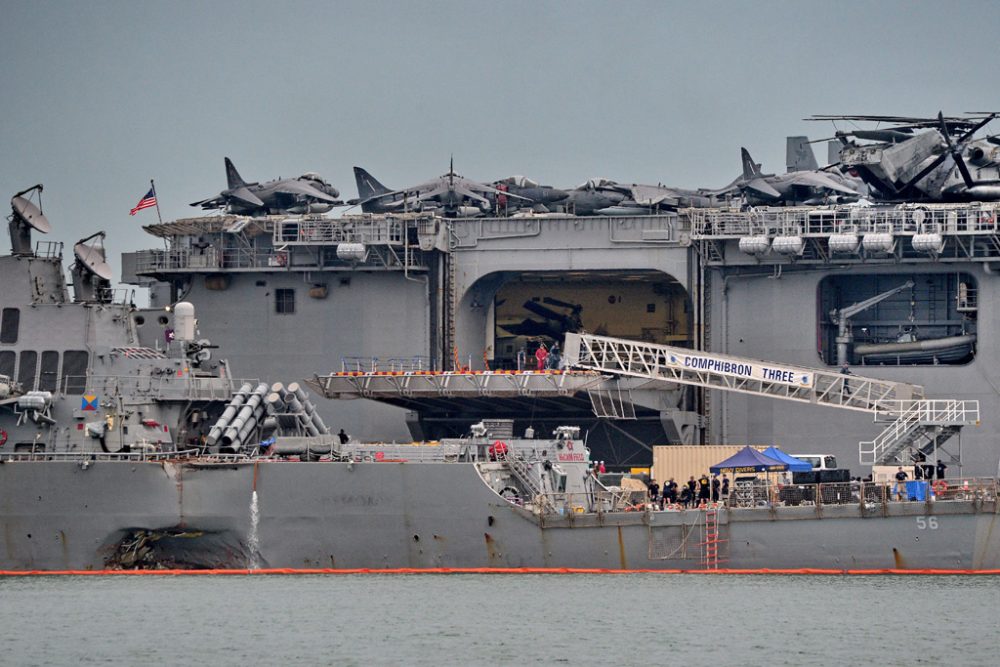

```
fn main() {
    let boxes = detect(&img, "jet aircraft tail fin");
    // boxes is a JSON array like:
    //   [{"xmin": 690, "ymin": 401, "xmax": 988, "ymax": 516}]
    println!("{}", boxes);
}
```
[
  {"xmin": 786, "ymin": 136, "xmax": 819, "ymax": 172},
  {"xmin": 225, "ymin": 158, "xmax": 248, "ymax": 190},
  {"xmin": 741, "ymin": 148, "xmax": 762, "ymax": 180},
  {"xmin": 353, "ymin": 167, "xmax": 391, "ymax": 201}
]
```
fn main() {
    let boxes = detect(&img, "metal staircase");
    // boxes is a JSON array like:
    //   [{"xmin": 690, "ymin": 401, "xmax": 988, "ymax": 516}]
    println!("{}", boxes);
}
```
[
  {"xmin": 860, "ymin": 400, "xmax": 979, "ymax": 465},
  {"xmin": 493, "ymin": 446, "xmax": 549, "ymax": 511},
  {"xmin": 444, "ymin": 248, "xmax": 457, "ymax": 370},
  {"xmin": 564, "ymin": 333, "xmax": 979, "ymax": 467}
]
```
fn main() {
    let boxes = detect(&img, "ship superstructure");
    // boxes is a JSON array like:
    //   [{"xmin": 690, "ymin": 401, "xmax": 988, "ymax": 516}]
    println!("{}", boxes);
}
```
[{"xmin": 125, "ymin": 201, "xmax": 1000, "ymax": 473}]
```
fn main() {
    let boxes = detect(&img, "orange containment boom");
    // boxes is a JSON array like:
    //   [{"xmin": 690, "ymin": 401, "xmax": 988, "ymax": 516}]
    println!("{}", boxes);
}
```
[{"xmin": 1, "ymin": 567, "xmax": 1000, "ymax": 576}]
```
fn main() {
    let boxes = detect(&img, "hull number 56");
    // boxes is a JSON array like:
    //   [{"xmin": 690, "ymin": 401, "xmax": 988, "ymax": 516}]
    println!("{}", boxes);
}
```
[{"xmin": 916, "ymin": 516, "xmax": 939, "ymax": 530}]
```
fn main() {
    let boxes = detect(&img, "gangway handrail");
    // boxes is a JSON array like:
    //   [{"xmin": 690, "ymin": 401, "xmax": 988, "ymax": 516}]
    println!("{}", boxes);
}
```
[
  {"xmin": 563, "ymin": 332, "xmax": 924, "ymax": 412},
  {"xmin": 564, "ymin": 333, "xmax": 979, "ymax": 467}
]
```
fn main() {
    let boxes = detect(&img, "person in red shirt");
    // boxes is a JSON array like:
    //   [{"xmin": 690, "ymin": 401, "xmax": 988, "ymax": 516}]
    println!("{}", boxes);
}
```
[{"xmin": 535, "ymin": 343, "xmax": 548, "ymax": 371}]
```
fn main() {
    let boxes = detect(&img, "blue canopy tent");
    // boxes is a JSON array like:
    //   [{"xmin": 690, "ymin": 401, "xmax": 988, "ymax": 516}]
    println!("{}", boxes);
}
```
[
  {"xmin": 709, "ymin": 446, "xmax": 787, "ymax": 474},
  {"xmin": 761, "ymin": 447, "xmax": 813, "ymax": 473}
]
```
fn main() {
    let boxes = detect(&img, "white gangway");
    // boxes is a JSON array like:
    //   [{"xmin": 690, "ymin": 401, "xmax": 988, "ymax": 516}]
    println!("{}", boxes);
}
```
[{"xmin": 563, "ymin": 332, "xmax": 979, "ymax": 466}]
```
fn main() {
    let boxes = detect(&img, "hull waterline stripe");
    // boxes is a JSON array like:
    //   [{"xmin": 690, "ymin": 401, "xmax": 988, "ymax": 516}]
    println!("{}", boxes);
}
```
[{"xmin": 1, "ymin": 568, "xmax": 1000, "ymax": 576}]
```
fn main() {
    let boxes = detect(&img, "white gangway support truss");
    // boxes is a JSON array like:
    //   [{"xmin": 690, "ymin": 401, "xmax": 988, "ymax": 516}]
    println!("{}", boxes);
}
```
[
  {"xmin": 563, "ymin": 333, "xmax": 979, "ymax": 465},
  {"xmin": 564, "ymin": 333, "xmax": 923, "ymax": 411}
]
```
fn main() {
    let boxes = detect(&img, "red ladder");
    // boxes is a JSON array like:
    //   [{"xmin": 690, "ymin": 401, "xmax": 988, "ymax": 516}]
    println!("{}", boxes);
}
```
[{"xmin": 701, "ymin": 507, "xmax": 726, "ymax": 569}]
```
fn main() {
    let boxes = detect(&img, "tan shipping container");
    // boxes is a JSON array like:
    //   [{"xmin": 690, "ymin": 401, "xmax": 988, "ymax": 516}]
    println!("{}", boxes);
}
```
[{"xmin": 651, "ymin": 445, "xmax": 770, "ymax": 487}]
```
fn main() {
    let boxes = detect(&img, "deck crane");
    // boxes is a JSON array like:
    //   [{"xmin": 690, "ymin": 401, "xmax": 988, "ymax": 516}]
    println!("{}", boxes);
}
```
[{"xmin": 830, "ymin": 280, "xmax": 915, "ymax": 367}]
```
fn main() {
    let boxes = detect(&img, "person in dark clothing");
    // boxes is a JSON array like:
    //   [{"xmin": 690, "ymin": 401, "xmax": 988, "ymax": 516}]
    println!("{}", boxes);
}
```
[
  {"xmin": 679, "ymin": 485, "xmax": 692, "ymax": 508},
  {"xmin": 936, "ymin": 460, "xmax": 947, "ymax": 479},
  {"xmin": 721, "ymin": 474, "xmax": 730, "ymax": 499},
  {"xmin": 648, "ymin": 480, "xmax": 660, "ymax": 504},
  {"xmin": 840, "ymin": 362, "xmax": 853, "ymax": 398},
  {"xmin": 665, "ymin": 478, "xmax": 678, "ymax": 504},
  {"xmin": 698, "ymin": 474, "xmax": 711, "ymax": 505},
  {"xmin": 547, "ymin": 343, "xmax": 561, "ymax": 370},
  {"xmin": 711, "ymin": 474, "xmax": 721, "ymax": 502},
  {"xmin": 337, "ymin": 429, "xmax": 349, "ymax": 444},
  {"xmin": 686, "ymin": 476, "xmax": 697, "ymax": 503},
  {"xmin": 894, "ymin": 466, "xmax": 909, "ymax": 500}
]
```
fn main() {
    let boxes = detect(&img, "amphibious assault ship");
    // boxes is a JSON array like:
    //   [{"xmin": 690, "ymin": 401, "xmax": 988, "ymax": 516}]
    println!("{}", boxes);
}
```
[
  {"xmin": 2, "ymin": 185, "xmax": 999, "ymax": 572},
  {"xmin": 122, "ymin": 201, "xmax": 1000, "ymax": 474}
]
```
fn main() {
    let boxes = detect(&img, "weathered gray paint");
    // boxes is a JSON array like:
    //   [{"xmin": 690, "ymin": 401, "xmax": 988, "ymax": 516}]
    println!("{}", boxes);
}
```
[{"xmin": 0, "ymin": 460, "xmax": 996, "ymax": 570}]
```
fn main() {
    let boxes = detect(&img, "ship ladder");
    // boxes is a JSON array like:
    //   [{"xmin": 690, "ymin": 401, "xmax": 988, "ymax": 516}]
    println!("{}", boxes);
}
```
[
  {"xmin": 700, "ymin": 507, "xmax": 726, "ymax": 570},
  {"xmin": 494, "ymin": 447, "xmax": 548, "ymax": 512},
  {"xmin": 444, "ymin": 239, "xmax": 457, "ymax": 369}
]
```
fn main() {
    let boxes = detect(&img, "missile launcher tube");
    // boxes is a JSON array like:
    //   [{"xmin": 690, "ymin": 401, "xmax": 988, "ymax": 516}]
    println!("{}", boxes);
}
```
[
  {"xmin": 288, "ymin": 382, "xmax": 330, "ymax": 435},
  {"xmin": 206, "ymin": 382, "xmax": 253, "ymax": 446},
  {"xmin": 221, "ymin": 383, "xmax": 268, "ymax": 446}
]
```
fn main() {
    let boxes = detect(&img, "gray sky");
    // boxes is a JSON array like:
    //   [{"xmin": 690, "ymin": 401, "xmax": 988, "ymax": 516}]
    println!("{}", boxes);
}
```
[{"xmin": 1, "ymin": 0, "xmax": 997, "ymax": 277}]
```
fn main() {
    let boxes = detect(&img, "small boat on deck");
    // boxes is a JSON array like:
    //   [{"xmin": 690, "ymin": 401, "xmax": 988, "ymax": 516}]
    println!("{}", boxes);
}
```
[{"xmin": 856, "ymin": 333, "xmax": 976, "ymax": 365}]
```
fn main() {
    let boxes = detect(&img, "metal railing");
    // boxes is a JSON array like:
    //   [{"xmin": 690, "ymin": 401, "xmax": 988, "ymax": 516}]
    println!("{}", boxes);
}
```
[
  {"xmin": 872, "ymin": 399, "xmax": 981, "ymax": 423},
  {"xmin": 133, "ymin": 247, "xmax": 275, "ymax": 272},
  {"xmin": 687, "ymin": 202, "xmax": 1000, "ymax": 239},
  {"xmin": 609, "ymin": 478, "xmax": 998, "ymax": 512},
  {"xmin": 272, "ymin": 217, "xmax": 409, "ymax": 246},
  {"xmin": 0, "ymin": 449, "xmax": 202, "ymax": 463},
  {"xmin": 340, "ymin": 356, "xmax": 434, "ymax": 373},
  {"xmin": 860, "ymin": 399, "xmax": 980, "ymax": 465},
  {"xmin": 565, "ymin": 332, "xmax": 924, "ymax": 413},
  {"xmin": 64, "ymin": 374, "xmax": 258, "ymax": 402},
  {"xmin": 34, "ymin": 241, "xmax": 64, "ymax": 259}
]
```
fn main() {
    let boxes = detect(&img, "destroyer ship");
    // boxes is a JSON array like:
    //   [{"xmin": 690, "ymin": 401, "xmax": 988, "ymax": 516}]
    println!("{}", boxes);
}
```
[{"xmin": 1, "ymin": 179, "xmax": 999, "ymax": 571}]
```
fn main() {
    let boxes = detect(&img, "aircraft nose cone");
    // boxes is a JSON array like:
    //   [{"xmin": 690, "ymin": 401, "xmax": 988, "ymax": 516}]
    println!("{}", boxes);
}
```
[{"xmin": 546, "ymin": 188, "xmax": 569, "ymax": 203}]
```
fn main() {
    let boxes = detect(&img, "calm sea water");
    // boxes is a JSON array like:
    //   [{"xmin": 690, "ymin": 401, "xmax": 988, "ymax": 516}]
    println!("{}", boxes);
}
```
[{"xmin": 0, "ymin": 574, "xmax": 997, "ymax": 666}]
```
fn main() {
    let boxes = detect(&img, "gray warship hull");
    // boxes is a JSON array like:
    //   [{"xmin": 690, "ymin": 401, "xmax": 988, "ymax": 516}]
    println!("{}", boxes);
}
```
[
  {"xmin": 1, "ymin": 459, "xmax": 997, "ymax": 571},
  {"xmin": 5, "ymin": 189, "xmax": 1000, "ymax": 572}
]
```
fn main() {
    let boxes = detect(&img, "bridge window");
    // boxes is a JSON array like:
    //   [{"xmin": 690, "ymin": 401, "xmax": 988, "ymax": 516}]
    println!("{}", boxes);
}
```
[
  {"xmin": 275, "ymin": 288, "xmax": 295, "ymax": 315},
  {"xmin": 17, "ymin": 351, "xmax": 37, "ymax": 390},
  {"xmin": 1, "ymin": 308, "xmax": 19, "ymax": 344},
  {"xmin": 38, "ymin": 351, "xmax": 59, "ymax": 393},
  {"xmin": 62, "ymin": 351, "xmax": 89, "ymax": 395}
]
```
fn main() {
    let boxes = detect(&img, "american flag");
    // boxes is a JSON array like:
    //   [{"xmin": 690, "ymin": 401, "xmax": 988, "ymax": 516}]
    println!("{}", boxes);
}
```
[{"xmin": 129, "ymin": 187, "xmax": 157, "ymax": 216}]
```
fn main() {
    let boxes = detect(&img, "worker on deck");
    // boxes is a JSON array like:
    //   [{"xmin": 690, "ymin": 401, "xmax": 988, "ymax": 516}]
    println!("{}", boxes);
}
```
[{"xmin": 535, "ymin": 343, "xmax": 548, "ymax": 371}]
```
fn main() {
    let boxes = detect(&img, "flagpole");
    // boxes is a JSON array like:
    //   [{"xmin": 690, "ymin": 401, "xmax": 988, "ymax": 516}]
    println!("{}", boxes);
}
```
[{"xmin": 151, "ymin": 179, "xmax": 163, "ymax": 224}]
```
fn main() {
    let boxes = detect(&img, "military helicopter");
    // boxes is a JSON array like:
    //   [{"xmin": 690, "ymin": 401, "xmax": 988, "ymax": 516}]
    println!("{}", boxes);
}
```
[{"xmin": 808, "ymin": 112, "xmax": 1000, "ymax": 201}]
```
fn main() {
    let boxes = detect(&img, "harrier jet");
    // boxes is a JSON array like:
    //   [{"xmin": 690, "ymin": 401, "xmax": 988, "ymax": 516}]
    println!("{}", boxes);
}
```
[
  {"xmin": 350, "ymin": 160, "xmax": 533, "ymax": 216},
  {"xmin": 564, "ymin": 178, "xmax": 728, "ymax": 215},
  {"xmin": 716, "ymin": 148, "xmax": 863, "ymax": 206},
  {"xmin": 191, "ymin": 158, "xmax": 343, "ymax": 215},
  {"xmin": 489, "ymin": 176, "xmax": 568, "ymax": 213}
]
